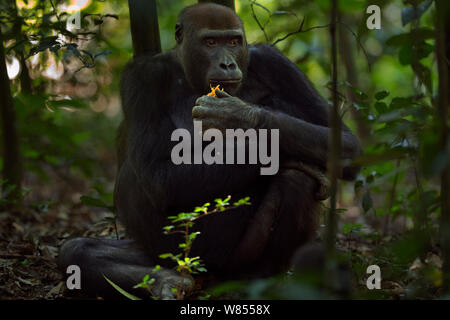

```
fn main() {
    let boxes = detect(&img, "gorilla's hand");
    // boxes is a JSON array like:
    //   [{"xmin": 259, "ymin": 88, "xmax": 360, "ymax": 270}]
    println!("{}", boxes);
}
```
[{"xmin": 192, "ymin": 90, "xmax": 262, "ymax": 131}]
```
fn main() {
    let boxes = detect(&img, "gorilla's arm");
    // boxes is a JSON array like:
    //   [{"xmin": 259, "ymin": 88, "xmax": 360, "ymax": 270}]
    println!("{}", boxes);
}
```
[
  {"xmin": 251, "ymin": 44, "xmax": 361, "ymax": 180},
  {"xmin": 119, "ymin": 54, "xmax": 260, "ymax": 208},
  {"xmin": 193, "ymin": 44, "xmax": 361, "ymax": 180},
  {"xmin": 257, "ymin": 101, "xmax": 361, "ymax": 180}
]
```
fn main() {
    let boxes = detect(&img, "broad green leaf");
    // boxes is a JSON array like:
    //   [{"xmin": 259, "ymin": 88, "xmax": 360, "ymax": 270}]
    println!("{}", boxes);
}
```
[
  {"xmin": 399, "ymin": 42, "xmax": 434, "ymax": 65},
  {"xmin": 375, "ymin": 90, "xmax": 390, "ymax": 100},
  {"xmin": 374, "ymin": 102, "xmax": 388, "ymax": 114},
  {"xmin": 159, "ymin": 253, "xmax": 174, "ymax": 259},
  {"xmin": 386, "ymin": 29, "xmax": 434, "ymax": 46},
  {"xmin": 399, "ymin": 46, "xmax": 412, "ymax": 65}
]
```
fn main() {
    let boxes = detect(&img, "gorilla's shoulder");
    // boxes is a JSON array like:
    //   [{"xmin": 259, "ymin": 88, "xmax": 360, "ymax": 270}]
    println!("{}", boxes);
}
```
[
  {"xmin": 248, "ymin": 44, "xmax": 295, "ymax": 72},
  {"xmin": 249, "ymin": 43, "xmax": 279, "ymax": 56},
  {"xmin": 248, "ymin": 43, "xmax": 304, "ymax": 85},
  {"xmin": 248, "ymin": 44, "xmax": 324, "ymax": 107},
  {"xmin": 247, "ymin": 44, "xmax": 299, "ymax": 91},
  {"xmin": 121, "ymin": 51, "xmax": 181, "ymax": 87}
]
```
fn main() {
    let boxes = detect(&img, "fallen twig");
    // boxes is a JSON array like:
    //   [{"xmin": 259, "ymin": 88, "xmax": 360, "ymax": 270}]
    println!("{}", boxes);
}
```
[{"xmin": 0, "ymin": 252, "xmax": 52, "ymax": 261}]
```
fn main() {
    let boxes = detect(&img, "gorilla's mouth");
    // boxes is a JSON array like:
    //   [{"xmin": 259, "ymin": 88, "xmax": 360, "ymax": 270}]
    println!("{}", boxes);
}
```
[
  {"xmin": 209, "ymin": 79, "xmax": 242, "ymax": 93},
  {"xmin": 209, "ymin": 79, "xmax": 241, "ymax": 86}
]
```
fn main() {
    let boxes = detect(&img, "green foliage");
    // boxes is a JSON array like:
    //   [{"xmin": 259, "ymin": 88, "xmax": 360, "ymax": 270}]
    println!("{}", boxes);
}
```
[
  {"xmin": 342, "ymin": 223, "xmax": 363, "ymax": 235},
  {"xmin": 0, "ymin": 0, "xmax": 121, "ymax": 188},
  {"xmin": 1, "ymin": 1, "xmax": 116, "ymax": 70},
  {"xmin": 132, "ymin": 265, "xmax": 161, "ymax": 298},
  {"xmin": 160, "ymin": 196, "xmax": 251, "ymax": 277},
  {"xmin": 0, "ymin": 0, "xmax": 447, "ymax": 300},
  {"xmin": 105, "ymin": 196, "xmax": 251, "ymax": 300},
  {"xmin": 0, "ymin": 180, "xmax": 30, "ymax": 207}
]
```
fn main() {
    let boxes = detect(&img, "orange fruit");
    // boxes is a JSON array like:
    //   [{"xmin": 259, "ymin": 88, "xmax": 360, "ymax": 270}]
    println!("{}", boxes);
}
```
[{"xmin": 207, "ymin": 84, "xmax": 221, "ymax": 97}]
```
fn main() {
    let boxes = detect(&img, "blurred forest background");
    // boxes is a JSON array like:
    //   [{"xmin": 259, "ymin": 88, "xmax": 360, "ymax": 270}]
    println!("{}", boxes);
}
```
[{"xmin": 0, "ymin": 0, "xmax": 448, "ymax": 299}]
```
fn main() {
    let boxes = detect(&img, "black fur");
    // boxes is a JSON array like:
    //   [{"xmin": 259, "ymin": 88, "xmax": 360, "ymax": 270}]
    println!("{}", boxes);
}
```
[{"xmin": 58, "ymin": 4, "xmax": 361, "ymax": 298}]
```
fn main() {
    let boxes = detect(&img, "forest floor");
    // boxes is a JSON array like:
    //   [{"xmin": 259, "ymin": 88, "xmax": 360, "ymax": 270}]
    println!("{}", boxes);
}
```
[
  {"xmin": 0, "ymin": 179, "xmax": 444, "ymax": 300},
  {"xmin": 0, "ymin": 195, "xmax": 117, "ymax": 299}
]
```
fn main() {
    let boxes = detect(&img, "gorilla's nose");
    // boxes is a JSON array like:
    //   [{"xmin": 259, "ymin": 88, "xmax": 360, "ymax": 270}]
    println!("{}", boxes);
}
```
[{"xmin": 220, "ymin": 62, "xmax": 237, "ymax": 70}]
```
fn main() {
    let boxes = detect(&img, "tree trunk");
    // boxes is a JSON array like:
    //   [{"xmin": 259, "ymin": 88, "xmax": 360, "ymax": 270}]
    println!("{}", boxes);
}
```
[
  {"xmin": 0, "ymin": 27, "xmax": 22, "ymax": 200},
  {"xmin": 338, "ymin": 14, "xmax": 369, "ymax": 141},
  {"xmin": 128, "ymin": 0, "xmax": 161, "ymax": 57},
  {"xmin": 198, "ymin": 0, "xmax": 235, "ymax": 11},
  {"xmin": 12, "ymin": 0, "xmax": 32, "ymax": 94},
  {"xmin": 435, "ymin": 0, "xmax": 450, "ymax": 292},
  {"xmin": 18, "ymin": 53, "xmax": 31, "ymax": 93},
  {"xmin": 324, "ymin": 0, "xmax": 340, "ymax": 292}
]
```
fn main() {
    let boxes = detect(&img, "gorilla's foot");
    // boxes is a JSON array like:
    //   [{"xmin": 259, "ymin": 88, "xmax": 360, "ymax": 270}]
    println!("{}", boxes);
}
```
[
  {"xmin": 149, "ymin": 268, "xmax": 194, "ymax": 300},
  {"xmin": 58, "ymin": 237, "xmax": 194, "ymax": 299}
]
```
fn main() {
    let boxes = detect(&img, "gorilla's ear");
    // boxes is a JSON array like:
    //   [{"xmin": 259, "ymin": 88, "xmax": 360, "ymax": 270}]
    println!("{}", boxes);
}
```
[{"xmin": 175, "ymin": 23, "xmax": 183, "ymax": 44}]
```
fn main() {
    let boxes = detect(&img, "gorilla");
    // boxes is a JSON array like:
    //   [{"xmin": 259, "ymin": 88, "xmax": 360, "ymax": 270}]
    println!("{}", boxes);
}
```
[{"xmin": 58, "ymin": 3, "xmax": 361, "ymax": 299}]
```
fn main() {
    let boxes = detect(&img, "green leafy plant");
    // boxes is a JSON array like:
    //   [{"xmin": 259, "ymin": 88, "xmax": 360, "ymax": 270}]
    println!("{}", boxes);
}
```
[
  {"xmin": 106, "ymin": 195, "xmax": 250, "ymax": 300},
  {"xmin": 157, "ymin": 195, "xmax": 251, "ymax": 299},
  {"xmin": 0, "ymin": 180, "xmax": 30, "ymax": 207}
]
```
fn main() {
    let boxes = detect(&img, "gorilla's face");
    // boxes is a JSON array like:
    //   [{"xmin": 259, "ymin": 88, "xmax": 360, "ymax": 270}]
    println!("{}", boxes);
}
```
[{"xmin": 176, "ymin": 9, "xmax": 248, "ymax": 95}]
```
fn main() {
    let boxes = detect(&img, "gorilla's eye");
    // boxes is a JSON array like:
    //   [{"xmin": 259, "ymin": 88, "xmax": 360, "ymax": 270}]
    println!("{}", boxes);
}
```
[
  {"xmin": 205, "ymin": 38, "xmax": 217, "ymax": 47},
  {"xmin": 229, "ymin": 38, "xmax": 240, "ymax": 46}
]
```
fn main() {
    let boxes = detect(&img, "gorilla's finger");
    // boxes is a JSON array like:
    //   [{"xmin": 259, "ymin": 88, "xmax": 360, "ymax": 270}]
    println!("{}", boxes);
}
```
[
  {"xmin": 201, "ymin": 119, "xmax": 218, "ymax": 130},
  {"xmin": 192, "ymin": 105, "xmax": 215, "ymax": 118},
  {"xmin": 195, "ymin": 95, "xmax": 216, "ymax": 106},
  {"xmin": 215, "ymin": 90, "xmax": 231, "ymax": 98}
]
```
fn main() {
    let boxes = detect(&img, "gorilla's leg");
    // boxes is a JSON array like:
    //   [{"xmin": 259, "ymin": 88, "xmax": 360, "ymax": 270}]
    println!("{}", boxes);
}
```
[
  {"xmin": 259, "ymin": 170, "xmax": 319, "ymax": 275},
  {"xmin": 58, "ymin": 238, "xmax": 193, "ymax": 299},
  {"xmin": 233, "ymin": 169, "xmax": 320, "ymax": 275}
]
